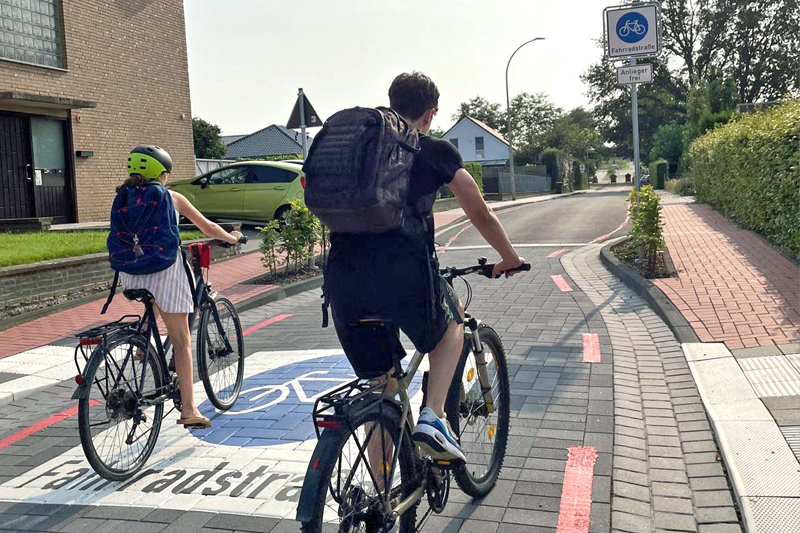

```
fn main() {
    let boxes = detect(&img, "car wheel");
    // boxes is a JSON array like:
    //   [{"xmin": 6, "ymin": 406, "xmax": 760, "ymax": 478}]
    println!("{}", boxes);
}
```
[{"xmin": 275, "ymin": 206, "xmax": 291, "ymax": 230}]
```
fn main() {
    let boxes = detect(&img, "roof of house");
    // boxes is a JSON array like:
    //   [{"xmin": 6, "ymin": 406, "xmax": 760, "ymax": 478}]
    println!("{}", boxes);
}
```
[
  {"xmin": 442, "ymin": 116, "xmax": 513, "ymax": 148},
  {"xmin": 221, "ymin": 135, "xmax": 247, "ymax": 146},
  {"xmin": 225, "ymin": 125, "xmax": 313, "ymax": 159}
]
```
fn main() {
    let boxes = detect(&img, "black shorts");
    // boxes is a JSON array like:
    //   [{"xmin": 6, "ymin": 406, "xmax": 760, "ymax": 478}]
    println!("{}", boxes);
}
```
[{"xmin": 325, "ymin": 235, "xmax": 461, "ymax": 378}]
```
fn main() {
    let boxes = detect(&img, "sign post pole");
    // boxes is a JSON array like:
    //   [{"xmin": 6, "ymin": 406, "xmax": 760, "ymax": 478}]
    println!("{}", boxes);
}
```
[
  {"xmin": 630, "ymin": 58, "xmax": 641, "ymax": 192},
  {"xmin": 298, "ymin": 88, "xmax": 308, "ymax": 160}
]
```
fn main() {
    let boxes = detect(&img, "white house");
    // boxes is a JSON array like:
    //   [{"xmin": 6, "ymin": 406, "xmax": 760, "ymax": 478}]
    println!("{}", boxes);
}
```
[{"xmin": 441, "ymin": 116, "xmax": 514, "ymax": 166}]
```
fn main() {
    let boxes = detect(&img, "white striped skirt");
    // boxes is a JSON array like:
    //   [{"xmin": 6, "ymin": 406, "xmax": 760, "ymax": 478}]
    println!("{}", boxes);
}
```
[{"xmin": 120, "ymin": 253, "xmax": 194, "ymax": 314}]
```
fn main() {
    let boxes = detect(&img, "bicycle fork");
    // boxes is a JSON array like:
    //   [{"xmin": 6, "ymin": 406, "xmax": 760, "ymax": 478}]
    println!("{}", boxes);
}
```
[{"xmin": 465, "ymin": 317, "xmax": 496, "ymax": 415}]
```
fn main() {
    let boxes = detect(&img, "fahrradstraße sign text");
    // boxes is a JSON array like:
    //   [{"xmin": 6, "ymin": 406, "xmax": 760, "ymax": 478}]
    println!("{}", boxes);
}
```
[{"xmin": 604, "ymin": 3, "xmax": 660, "ymax": 60}]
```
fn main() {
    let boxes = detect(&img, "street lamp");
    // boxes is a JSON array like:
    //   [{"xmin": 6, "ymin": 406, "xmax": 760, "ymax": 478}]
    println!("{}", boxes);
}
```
[{"xmin": 505, "ymin": 37, "xmax": 545, "ymax": 201}]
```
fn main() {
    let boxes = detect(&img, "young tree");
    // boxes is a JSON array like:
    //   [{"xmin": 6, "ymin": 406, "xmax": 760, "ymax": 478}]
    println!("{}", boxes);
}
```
[{"xmin": 192, "ymin": 117, "xmax": 227, "ymax": 159}]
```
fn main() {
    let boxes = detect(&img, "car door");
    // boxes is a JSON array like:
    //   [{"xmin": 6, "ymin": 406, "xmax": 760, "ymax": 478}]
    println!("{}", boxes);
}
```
[
  {"xmin": 242, "ymin": 165, "xmax": 300, "ymax": 221},
  {"xmin": 195, "ymin": 166, "xmax": 250, "ymax": 218}
]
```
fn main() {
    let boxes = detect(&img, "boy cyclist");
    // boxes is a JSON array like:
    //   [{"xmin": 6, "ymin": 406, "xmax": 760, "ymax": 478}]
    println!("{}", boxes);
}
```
[{"xmin": 325, "ymin": 72, "xmax": 524, "ymax": 461}]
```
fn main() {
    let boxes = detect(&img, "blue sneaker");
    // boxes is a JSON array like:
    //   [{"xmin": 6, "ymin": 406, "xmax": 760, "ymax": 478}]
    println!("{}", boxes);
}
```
[{"xmin": 413, "ymin": 407, "xmax": 467, "ymax": 462}]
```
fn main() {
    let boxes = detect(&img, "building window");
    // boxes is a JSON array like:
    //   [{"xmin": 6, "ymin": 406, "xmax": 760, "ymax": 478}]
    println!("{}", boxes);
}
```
[
  {"xmin": 450, "ymin": 138, "xmax": 458, "ymax": 149},
  {"xmin": 475, "ymin": 136, "xmax": 484, "ymax": 159},
  {"xmin": 0, "ymin": 0, "xmax": 63, "ymax": 68}
]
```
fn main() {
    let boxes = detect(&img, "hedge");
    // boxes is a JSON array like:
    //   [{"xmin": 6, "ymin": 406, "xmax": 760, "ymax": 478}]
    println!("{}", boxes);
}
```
[
  {"xmin": 649, "ymin": 159, "xmax": 668, "ymax": 190},
  {"xmin": 464, "ymin": 162, "xmax": 484, "ymax": 193},
  {"xmin": 541, "ymin": 148, "xmax": 572, "ymax": 192},
  {"xmin": 688, "ymin": 100, "xmax": 799, "ymax": 256}
]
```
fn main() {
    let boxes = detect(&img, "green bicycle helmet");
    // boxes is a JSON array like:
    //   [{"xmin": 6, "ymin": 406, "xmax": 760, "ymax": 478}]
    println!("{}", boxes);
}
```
[{"xmin": 126, "ymin": 146, "xmax": 173, "ymax": 180}]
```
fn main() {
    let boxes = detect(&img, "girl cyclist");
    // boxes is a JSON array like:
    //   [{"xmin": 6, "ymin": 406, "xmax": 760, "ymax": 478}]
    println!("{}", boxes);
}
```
[{"xmin": 119, "ymin": 146, "xmax": 242, "ymax": 429}]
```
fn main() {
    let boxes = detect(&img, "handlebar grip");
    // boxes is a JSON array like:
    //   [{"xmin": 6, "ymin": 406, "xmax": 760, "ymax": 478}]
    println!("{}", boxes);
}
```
[
  {"xmin": 484, "ymin": 262, "xmax": 532, "ymax": 278},
  {"xmin": 238, "ymin": 235, "xmax": 248, "ymax": 244}
]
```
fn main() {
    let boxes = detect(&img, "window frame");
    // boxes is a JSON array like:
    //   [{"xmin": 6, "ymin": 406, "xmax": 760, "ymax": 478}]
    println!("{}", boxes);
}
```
[
  {"xmin": 475, "ymin": 136, "xmax": 485, "ymax": 159},
  {"xmin": 205, "ymin": 166, "xmax": 251, "ymax": 186},
  {"xmin": 450, "ymin": 138, "xmax": 459, "ymax": 149}
]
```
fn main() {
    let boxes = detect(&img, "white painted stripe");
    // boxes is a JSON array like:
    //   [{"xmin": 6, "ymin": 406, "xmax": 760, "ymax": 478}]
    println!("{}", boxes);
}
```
[{"xmin": 444, "ymin": 243, "xmax": 587, "ymax": 251}]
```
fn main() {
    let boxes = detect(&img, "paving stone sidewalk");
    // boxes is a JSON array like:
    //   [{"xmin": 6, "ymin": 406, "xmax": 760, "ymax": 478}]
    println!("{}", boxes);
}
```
[
  {"xmin": 563, "ymin": 244, "xmax": 742, "ymax": 533},
  {"xmin": 654, "ymin": 193, "xmax": 799, "ymax": 350}
]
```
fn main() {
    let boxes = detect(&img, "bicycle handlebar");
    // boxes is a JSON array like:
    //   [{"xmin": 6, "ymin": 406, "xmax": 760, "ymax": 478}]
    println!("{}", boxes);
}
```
[
  {"xmin": 441, "ymin": 258, "xmax": 531, "ymax": 280},
  {"xmin": 206, "ymin": 235, "xmax": 248, "ymax": 248}
]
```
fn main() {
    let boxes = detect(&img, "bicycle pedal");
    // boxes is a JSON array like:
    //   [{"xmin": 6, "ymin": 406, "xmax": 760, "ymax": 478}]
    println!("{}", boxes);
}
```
[{"xmin": 431, "ymin": 459, "xmax": 463, "ymax": 470}]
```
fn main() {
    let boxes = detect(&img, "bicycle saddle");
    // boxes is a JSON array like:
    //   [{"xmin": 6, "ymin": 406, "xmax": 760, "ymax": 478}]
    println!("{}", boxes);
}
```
[{"xmin": 123, "ymin": 288, "xmax": 154, "ymax": 302}]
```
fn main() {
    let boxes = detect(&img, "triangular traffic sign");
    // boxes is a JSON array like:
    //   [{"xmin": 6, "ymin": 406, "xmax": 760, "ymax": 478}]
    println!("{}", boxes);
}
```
[{"xmin": 287, "ymin": 92, "xmax": 322, "ymax": 129}]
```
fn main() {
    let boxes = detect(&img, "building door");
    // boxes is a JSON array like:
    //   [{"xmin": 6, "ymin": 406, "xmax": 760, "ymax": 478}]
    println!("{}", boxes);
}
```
[
  {"xmin": 0, "ymin": 114, "xmax": 35, "ymax": 219},
  {"xmin": 31, "ymin": 117, "xmax": 73, "ymax": 223}
]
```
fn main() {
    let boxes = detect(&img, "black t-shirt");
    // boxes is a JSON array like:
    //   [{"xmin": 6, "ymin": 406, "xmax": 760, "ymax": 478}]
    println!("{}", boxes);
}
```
[{"xmin": 330, "ymin": 134, "xmax": 464, "ymax": 255}]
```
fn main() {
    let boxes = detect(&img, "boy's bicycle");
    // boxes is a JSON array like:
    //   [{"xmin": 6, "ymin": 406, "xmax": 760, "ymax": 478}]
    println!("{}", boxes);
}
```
[
  {"xmin": 72, "ymin": 237, "xmax": 247, "ymax": 481},
  {"xmin": 296, "ymin": 258, "xmax": 530, "ymax": 533}
]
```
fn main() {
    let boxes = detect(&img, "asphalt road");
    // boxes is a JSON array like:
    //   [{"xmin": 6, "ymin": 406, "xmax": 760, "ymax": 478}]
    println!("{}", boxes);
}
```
[{"xmin": 436, "ymin": 185, "xmax": 629, "ymax": 252}]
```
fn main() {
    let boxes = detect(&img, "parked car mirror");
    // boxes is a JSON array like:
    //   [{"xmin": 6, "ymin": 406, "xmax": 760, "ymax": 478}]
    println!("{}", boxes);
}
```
[{"xmin": 199, "ymin": 177, "xmax": 209, "ymax": 189}]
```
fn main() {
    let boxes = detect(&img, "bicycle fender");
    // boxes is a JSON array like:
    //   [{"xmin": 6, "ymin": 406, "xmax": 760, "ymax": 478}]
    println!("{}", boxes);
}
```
[
  {"xmin": 71, "ymin": 381, "xmax": 90, "ymax": 400},
  {"xmin": 296, "ymin": 397, "xmax": 404, "ymax": 523}
]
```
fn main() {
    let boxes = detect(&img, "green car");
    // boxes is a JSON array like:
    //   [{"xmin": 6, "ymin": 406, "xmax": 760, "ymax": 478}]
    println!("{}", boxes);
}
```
[{"xmin": 169, "ymin": 161, "xmax": 305, "ymax": 223}]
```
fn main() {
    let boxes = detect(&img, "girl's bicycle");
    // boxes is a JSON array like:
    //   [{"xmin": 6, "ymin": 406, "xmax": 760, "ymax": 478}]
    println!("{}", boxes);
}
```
[
  {"xmin": 296, "ymin": 258, "xmax": 529, "ymax": 532},
  {"xmin": 72, "ymin": 237, "xmax": 247, "ymax": 481}
]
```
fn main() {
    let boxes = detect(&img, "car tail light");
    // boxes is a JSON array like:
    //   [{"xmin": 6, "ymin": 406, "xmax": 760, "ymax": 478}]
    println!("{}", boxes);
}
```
[{"xmin": 300, "ymin": 176, "xmax": 306, "ymax": 189}]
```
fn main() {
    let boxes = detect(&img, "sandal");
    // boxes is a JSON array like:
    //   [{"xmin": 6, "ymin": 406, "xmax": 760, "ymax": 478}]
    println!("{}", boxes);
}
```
[{"xmin": 177, "ymin": 416, "xmax": 212, "ymax": 429}]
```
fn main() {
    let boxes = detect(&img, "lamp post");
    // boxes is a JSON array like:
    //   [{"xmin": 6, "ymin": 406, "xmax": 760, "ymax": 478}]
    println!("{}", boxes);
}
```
[{"xmin": 505, "ymin": 37, "xmax": 545, "ymax": 201}]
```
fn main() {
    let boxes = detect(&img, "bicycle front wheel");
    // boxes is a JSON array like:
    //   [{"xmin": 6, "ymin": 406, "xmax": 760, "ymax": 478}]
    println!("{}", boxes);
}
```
[
  {"xmin": 78, "ymin": 332, "xmax": 165, "ymax": 481},
  {"xmin": 198, "ymin": 296, "xmax": 244, "ymax": 411},
  {"xmin": 446, "ymin": 324, "xmax": 510, "ymax": 498}
]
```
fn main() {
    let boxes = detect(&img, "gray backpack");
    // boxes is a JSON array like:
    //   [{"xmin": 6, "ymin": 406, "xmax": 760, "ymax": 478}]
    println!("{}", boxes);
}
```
[{"xmin": 303, "ymin": 107, "xmax": 420, "ymax": 234}]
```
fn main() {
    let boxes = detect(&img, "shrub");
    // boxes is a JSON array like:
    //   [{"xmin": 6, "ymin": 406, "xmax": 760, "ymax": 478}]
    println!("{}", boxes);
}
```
[
  {"xmin": 649, "ymin": 159, "xmax": 668, "ymax": 190},
  {"xmin": 541, "ymin": 148, "xmax": 568, "ymax": 190},
  {"xmin": 627, "ymin": 185, "xmax": 665, "ymax": 271},
  {"xmin": 665, "ymin": 176, "xmax": 695, "ymax": 196},
  {"xmin": 258, "ymin": 220, "xmax": 281, "ymax": 276},
  {"xmin": 281, "ymin": 200, "xmax": 321, "ymax": 271},
  {"xmin": 463, "ymin": 162, "xmax": 484, "ymax": 193},
  {"xmin": 688, "ymin": 100, "xmax": 800, "ymax": 256}
]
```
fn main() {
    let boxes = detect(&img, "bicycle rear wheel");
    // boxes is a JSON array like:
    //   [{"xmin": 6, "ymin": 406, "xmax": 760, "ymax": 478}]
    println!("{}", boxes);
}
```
[
  {"xmin": 198, "ymin": 296, "xmax": 244, "ymax": 411},
  {"xmin": 78, "ymin": 332, "xmax": 165, "ymax": 481},
  {"xmin": 299, "ymin": 399, "xmax": 417, "ymax": 533},
  {"xmin": 446, "ymin": 324, "xmax": 510, "ymax": 498}
]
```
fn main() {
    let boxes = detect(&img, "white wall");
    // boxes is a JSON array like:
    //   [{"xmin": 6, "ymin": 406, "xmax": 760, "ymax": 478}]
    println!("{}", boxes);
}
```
[{"xmin": 444, "ymin": 119, "xmax": 509, "ymax": 163}]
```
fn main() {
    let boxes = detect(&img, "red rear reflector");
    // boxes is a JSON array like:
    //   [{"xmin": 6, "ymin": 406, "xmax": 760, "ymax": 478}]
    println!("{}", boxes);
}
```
[
  {"xmin": 80, "ymin": 338, "xmax": 101, "ymax": 346},
  {"xmin": 75, "ymin": 375, "xmax": 84, "ymax": 385},
  {"xmin": 316, "ymin": 420, "xmax": 339, "ymax": 429},
  {"xmin": 300, "ymin": 176, "xmax": 306, "ymax": 189},
  {"xmin": 312, "ymin": 459, "xmax": 320, "ymax": 471}
]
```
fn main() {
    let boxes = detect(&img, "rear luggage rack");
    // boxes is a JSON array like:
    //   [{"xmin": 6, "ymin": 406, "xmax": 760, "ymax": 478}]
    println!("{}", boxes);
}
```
[
  {"xmin": 74, "ymin": 315, "xmax": 141, "ymax": 375},
  {"xmin": 311, "ymin": 377, "xmax": 389, "ymax": 438}
]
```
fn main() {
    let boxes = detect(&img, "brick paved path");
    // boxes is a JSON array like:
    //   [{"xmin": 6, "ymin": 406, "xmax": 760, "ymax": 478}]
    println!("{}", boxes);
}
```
[
  {"xmin": 564, "ymin": 244, "xmax": 741, "ymax": 533},
  {"xmin": 655, "ymin": 195, "xmax": 799, "ymax": 350}
]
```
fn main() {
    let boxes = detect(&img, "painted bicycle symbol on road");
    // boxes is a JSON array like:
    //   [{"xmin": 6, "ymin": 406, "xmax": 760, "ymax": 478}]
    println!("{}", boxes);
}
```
[
  {"xmin": 228, "ymin": 370, "xmax": 352, "ymax": 415},
  {"xmin": 616, "ymin": 12, "xmax": 649, "ymax": 43}
]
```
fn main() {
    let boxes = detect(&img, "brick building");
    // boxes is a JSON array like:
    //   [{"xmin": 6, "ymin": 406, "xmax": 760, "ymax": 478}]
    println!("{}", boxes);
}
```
[{"xmin": 0, "ymin": 0, "xmax": 194, "ymax": 223}]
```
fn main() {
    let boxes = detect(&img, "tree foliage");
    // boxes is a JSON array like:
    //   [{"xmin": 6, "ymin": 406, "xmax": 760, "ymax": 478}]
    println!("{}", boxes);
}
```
[
  {"xmin": 506, "ymin": 92, "xmax": 561, "ymax": 146},
  {"xmin": 192, "ymin": 117, "xmax": 227, "ymax": 159},
  {"xmin": 451, "ymin": 96, "xmax": 505, "ymax": 132}
]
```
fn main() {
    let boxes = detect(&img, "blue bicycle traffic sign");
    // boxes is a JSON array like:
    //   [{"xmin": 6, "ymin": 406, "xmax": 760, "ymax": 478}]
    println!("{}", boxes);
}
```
[
  {"xmin": 616, "ymin": 12, "xmax": 648, "ymax": 43},
  {"xmin": 604, "ymin": 3, "xmax": 660, "ymax": 59}
]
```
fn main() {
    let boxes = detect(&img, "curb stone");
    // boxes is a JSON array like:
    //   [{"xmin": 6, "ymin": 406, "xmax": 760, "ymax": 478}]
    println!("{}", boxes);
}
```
[{"xmin": 599, "ymin": 238, "xmax": 700, "ymax": 344}]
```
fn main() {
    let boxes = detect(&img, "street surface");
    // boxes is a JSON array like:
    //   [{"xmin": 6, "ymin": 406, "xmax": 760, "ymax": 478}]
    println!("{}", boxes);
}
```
[{"xmin": 0, "ymin": 185, "xmax": 745, "ymax": 533}]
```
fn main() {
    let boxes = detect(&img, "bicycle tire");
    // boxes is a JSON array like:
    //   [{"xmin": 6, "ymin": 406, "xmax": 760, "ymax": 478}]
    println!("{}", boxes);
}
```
[
  {"xmin": 299, "ymin": 399, "xmax": 417, "ymax": 533},
  {"xmin": 198, "ymin": 296, "xmax": 244, "ymax": 411},
  {"xmin": 446, "ymin": 324, "xmax": 510, "ymax": 498},
  {"xmin": 78, "ymin": 332, "xmax": 165, "ymax": 481}
]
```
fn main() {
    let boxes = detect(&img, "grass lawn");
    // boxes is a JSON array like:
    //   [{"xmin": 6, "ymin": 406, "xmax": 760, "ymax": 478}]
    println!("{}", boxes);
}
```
[{"xmin": 0, "ymin": 231, "xmax": 205, "ymax": 268}]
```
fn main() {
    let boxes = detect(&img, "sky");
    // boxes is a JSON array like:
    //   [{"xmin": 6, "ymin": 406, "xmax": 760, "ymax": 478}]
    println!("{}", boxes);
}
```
[{"xmin": 184, "ymin": 0, "xmax": 609, "ymax": 136}]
